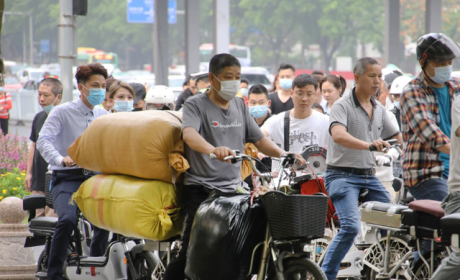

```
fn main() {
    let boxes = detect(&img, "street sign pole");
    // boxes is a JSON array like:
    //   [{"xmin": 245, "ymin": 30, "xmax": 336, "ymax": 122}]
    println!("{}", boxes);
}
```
[
  {"xmin": 153, "ymin": 0, "xmax": 168, "ymax": 85},
  {"xmin": 58, "ymin": 0, "xmax": 75, "ymax": 103}
]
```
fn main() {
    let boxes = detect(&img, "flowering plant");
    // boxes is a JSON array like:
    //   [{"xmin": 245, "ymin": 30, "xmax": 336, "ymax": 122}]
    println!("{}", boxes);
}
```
[
  {"xmin": 0, "ymin": 169, "xmax": 28, "ymax": 201},
  {"xmin": 0, "ymin": 133, "xmax": 28, "ymax": 173},
  {"xmin": 0, "ymin": 133, "xmax": 29, "ymax": 201}
]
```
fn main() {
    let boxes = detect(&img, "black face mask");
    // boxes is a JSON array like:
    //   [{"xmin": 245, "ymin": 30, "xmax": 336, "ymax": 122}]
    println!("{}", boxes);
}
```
[{"xmin": 133, "ymin": 107, "xmax": 144, "ymax": 112}]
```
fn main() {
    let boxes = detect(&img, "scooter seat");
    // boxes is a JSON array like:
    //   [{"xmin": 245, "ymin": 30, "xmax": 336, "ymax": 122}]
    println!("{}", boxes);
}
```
[
  {"xmin": 409, "ymin": 200, "xmax": 444, "ymax": 218},
  {"xmin": 30, "ymin": 217, "xmax": 58, "ymax": 229},
  {"xmin": 400, "ymin": 208, "xmax": 442, "ymax": 239},
  {"xmin": 360, "ymin": 202, "xmax": 408, "ymax": 229},
  {"xmin": 441, "ymin": 213, "xmax": 460, "ymax": 235}
]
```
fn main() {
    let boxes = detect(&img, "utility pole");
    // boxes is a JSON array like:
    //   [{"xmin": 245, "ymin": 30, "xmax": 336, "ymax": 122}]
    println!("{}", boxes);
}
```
[
  {"xmin": 58, "ymin": 0, "xmax": 75, "ymax": 103},
  {"xmin": 153, "ymin": 0, "xmax": 169, "ymax": 86},
  {"xmin": 29, "ymin": 13, "xmax": 33, "ymax": 65},
  {"xmin": 213, "ymin": 0, "xmax": 229, "ymax": 55}
]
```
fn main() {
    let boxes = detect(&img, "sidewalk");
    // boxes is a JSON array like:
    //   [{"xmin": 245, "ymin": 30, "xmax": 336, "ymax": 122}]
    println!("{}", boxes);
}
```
[{"xmin": 8, "ymin": 120, "xmax": 33, "ymax": 140}]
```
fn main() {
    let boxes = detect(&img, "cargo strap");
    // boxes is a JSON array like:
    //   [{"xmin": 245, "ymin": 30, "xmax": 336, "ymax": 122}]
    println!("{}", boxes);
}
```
[{"xmin": 165, "ymin": 111, "xmax": 182, "ymax": 124}]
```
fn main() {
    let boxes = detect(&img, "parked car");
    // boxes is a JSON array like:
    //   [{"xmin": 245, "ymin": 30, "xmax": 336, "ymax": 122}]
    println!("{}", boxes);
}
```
[
  {"xmin": 241, "ymin": 67, "xmax": 273, "ymax": 90},
  {"xmin": 4, "ymin": 75, "xmax": 22, "ymax": 92}
]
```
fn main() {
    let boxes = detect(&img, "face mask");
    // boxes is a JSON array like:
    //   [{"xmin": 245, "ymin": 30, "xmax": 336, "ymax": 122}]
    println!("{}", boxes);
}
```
[
  {"xmin": 393, "ymin": 100, "xmax": 400, "ymax": 109},
  {"xmin": 132, "ymin": 107, "xmax": 143, "ymax": 112},
  {"xmin": 212, "ymin": 74, "xmax": 240, "ymax": 101},
  {"xmin": 0, "ymin": 87, "xmax": 3, "ymax": 92},
  {"xmin": 429, "ymin": 64, "xmax": 453, "ymax": 84},
  {"xmin": 240, "ymin": 88, "xmax": 249, "ymax": 97},
  {"xmin": 249, "ymin": 105, "xmax": 268, "ymax": 119},
  {"xmin": 113, "ymin": 100, "xmax": 134, "ymax": 112},
  {"xmin": 279, "ymin": 79, "xmax": 293, "ymax": 90},
  {"xmin": 41, "ymin": 95, "xmax": 60, "ymax": 113},
  {"xmin": 81, "ymin": 84, "xmax": 106, "ymax": 106}
]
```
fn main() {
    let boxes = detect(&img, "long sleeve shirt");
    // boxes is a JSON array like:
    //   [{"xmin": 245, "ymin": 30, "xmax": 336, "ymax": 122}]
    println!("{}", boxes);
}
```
[
  {"xmin": 37, "ymin": 98, "xmax": 107, "ymax": 171},
  {"xmin": 0, "ymin": 91, "xmax": 12, "ymax": 119},
  {"xmin": 400, "ymin": 73, "xmax": 460, "ymax": 187}
]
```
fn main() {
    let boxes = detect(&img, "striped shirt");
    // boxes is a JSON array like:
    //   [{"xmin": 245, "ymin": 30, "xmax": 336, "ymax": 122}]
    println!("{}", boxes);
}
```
[
  {"xmin": 0, "ymin": 91, "xmax": 12, "ymax": 119},
  {"xmin": 400, "ymin": 73, "xmax": 460, "ymax": 187},
  {"xmin": 326, "ymin": 88, "xmax": 400, "ymax": 168}
]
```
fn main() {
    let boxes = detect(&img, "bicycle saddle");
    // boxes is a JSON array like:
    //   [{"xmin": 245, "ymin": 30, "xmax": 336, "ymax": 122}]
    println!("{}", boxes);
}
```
[{"xmin": 409, "ymin": 200, "xmax": 444, "ymax": 218}]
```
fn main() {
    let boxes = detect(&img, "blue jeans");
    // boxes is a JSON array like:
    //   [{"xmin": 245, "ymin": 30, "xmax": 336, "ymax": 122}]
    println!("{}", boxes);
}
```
[
  {"xmin": 321, "ymin": 169, "xmax": 391, "ymax": 280},
  {"xmin": 408, "ymin": 178, "xmax": 448, "ymax": 263},
  {"xmin": 47, "ymin": 172, "xmax": 110, "ymax": 280},
  {"xmin": 408, "ymin": 178, "xmax": 448, "ymax": 201}
]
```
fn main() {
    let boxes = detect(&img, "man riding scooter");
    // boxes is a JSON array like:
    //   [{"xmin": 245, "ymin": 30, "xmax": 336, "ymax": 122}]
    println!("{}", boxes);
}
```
[{"xmin": 163, "ymin": 53, "xmax": 306, "ymax": 280}]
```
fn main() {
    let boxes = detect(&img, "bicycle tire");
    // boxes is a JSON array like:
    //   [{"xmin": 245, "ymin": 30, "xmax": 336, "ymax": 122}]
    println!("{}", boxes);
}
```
[
  {"xmin": 128, "ymin": 251, "xmax": 161, "ymax": 280},
  {"xmin": 267, "ymin": 257, "xmax": 327, "ymax": 280},
  {"xmin": 362, "ymin": 235, "xmax": 411, "ymax": 279},
  {"xmin": 411, "ymin": 249, "xmax": 446, "ymax": 280}
]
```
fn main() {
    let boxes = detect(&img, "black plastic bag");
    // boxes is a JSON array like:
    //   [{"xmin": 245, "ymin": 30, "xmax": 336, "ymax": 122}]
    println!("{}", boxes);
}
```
[{"xmin": 185, "ymin": 192, "xmax": 267, "ymax": 280}]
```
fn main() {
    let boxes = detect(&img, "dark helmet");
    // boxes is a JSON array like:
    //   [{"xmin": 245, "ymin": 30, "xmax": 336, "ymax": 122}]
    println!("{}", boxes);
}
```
[{"xmin": 416, "ymin": 33, "xmax": 460, "ymax": 61}]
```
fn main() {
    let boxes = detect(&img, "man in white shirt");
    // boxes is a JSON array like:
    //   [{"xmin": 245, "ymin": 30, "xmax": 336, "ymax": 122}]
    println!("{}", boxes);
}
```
[{"xmin": 261, "ymin": 74, "xmax": 330, "ymax": 170}]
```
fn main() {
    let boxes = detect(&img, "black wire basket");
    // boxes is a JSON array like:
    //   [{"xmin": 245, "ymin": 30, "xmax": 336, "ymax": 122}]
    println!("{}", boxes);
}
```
[
  {"xmin": 44, "ymin": 171, "xmax": 54, "ymax": 209},
  {"xmin": 260, "ymin": 191, "xmax": 328, "ymax": 240}
]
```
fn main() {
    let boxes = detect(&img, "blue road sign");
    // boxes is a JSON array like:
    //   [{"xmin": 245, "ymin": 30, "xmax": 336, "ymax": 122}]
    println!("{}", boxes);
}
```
[
  {"xmin": 168, "ymin": 0, "xmax": 177, "ymax": 24},
  {"xmin": 41, "ymin": 39, "xmax": 50, "ymax": 53},
  {"xmin": 127, "ymin": 0, "xmax": 154, "ymax": 23}
]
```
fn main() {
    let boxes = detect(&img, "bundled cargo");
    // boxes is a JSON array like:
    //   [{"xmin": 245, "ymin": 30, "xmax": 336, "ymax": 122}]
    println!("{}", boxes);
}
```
[
  {"xmin": 241, "ymin": 143, "xmax": 258, "ymax": 180},
  {"xmin": 67, "ymin": 111, "xmax": 189, "ymax": 183},
  {"xmin": 71, "ymin": 174, "xmax": 183, "ymax": 241},
  {"xmin": 185, "ymin": 192, "xmax": 266, "ymax": 280}
]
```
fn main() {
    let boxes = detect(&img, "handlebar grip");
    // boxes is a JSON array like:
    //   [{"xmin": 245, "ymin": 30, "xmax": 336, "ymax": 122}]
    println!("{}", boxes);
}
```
[{"xmin": 369, "ymin": 145, "xmax": 377, "ymax": 152}]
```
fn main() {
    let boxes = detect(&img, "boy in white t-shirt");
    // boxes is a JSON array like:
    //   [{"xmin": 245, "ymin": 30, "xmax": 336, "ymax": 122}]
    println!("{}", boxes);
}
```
[{"xmin": 261, "ymin": 74, "xmax": 330, "ymax": 170}]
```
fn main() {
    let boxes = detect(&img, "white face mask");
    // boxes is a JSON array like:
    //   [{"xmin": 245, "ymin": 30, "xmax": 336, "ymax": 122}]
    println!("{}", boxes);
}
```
[{"xmin": 212, "ymin": 74, "xmax": 240, "ymax": 101}]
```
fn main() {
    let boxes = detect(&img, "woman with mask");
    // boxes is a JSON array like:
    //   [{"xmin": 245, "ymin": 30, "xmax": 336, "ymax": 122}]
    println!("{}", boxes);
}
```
[
  {"xmin": 106, "ymin": 81, "xmax": 135, "ymax": 113},
  {"xmin": 0, "ymin": 79, "xmax": 12, "ymax": 135},
  {"xmin": 320, "ymin": 75, "xmax": 347, "ymax": 116}
]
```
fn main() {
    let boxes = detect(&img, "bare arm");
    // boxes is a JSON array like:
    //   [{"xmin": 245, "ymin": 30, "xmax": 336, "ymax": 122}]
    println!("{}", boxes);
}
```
[
  {"xmin": 253, "ymin": 136, "xmax": 284, "ymax": 158},
  {"xmin": 331, "ymin": 125, "xmax": 391, "ymax": 152},
  {"xmin": 330, "ymin": 125, "xmax": 370, "ymax": 150},
  {"xmin": 182, "ymin": 126, "xmax": 236, "ymax": 161}
]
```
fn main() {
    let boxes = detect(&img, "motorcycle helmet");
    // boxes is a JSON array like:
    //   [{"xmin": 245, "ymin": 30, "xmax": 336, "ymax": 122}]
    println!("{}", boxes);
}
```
[
  {"xmin": 416, "ymin": 33, "xmax": 460, "ymax": 62},
  {"xmin": 145, "ymin": 85, "xmax": 175, "ymax": 110},
  {"xmin": 389, "ymin": 76, "xmax": 413, "ymax": 95}
]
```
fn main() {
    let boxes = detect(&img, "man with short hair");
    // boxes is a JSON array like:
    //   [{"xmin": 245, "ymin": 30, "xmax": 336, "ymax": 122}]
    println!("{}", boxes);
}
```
[
  {"xmin": 269, "ymin": 63, "xmax": 296, "ymax": 114},
  {"xmin": 130, "ymin": 82, "xmax": 147, "ymax": 111},
  {"xmin": 37, "ymin": 63, "xmax": 111, "ymax": 280},
  {"xmin": 401, "ymin": 33, "xmax": 460, "ymax": 201},
  {"xmin": 262, "ymin": 74, "xmax": 330, "ymax": 171},
  {"xmin": 25, "ymin": 78, "xmax": 62, "ymax": 217},
  {"xmin": 248, "ymin": 84, "xmax": 272, "ymax": 126},
  {"xmin": 175, "ymin": 75, "xmax": 198, "ymax": 111},
  {"xmin": 321, "ymin": 57, "xmax": 402, "ymax": 280},
  {"xmin": 164, "ymin": 53, "xmax": 305, "ymax": 280}
]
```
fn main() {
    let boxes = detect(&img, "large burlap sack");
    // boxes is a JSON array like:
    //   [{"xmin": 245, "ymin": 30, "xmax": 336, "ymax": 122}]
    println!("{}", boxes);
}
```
[
  {"xmin": 67, "ymin": 111, "xmax": 189, "ymax": 182},
  {"xmin": 72, "ymin": 174, "xmax": 183, "ymax": 241},
  {"xmin": 241, "ymin": 143, "xmax": 258, "ymax": 180}
]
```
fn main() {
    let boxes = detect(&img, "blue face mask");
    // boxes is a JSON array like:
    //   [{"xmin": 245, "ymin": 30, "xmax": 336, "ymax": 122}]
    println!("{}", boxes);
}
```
[
  {"xmin": 42, "ymin": 95, "xmax": 60, "ymax": 113},
  {"xmin": 81, "ymin": 84, "xmax": 106, "ymax": 106},
  {"xmin": 240, "ymin": 88, "xmax": 249, "ymax": 97},
  {"xmin": 393, "ymin": 100, "xmax": 400, "ymax": 109},
  {"xmin": 113, "ymin": 100, "xmax": 134, "ymax": 112},
  {"xmin": 249, "ymin": 105, "xmax": 268, "ymax": 119},
  {"xmin": 0, "ymin": 87, "xmax": 4, "ymax": 92},
  {"xmin": 279, "ymin": 79, "xmax": 293, "ymax": 90},
  {"xmin": 429, "ymin": 64, "xmax": 453, "ymax": 84}
]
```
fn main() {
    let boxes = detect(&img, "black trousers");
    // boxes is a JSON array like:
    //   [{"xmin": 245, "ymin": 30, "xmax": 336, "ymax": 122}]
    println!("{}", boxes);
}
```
[
  {"xmin": 163, "ymin": 185, "xmax": 210, "ymax": 280},
  {"xmin": 0, "ymin": 118, "xmax": 8, "ymax": 135}
]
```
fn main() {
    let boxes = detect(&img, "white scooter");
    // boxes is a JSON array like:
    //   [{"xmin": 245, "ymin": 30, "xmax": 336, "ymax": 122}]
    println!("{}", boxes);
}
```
[{"xmin": 23, "ymin": 194, "xmax": 160, "ymax": 280}]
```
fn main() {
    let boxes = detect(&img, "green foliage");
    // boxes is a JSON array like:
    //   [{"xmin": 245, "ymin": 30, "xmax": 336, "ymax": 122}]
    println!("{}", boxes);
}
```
[{"xmin": 0, "ymin": 169, "xmax": 28, "ymax": 201}]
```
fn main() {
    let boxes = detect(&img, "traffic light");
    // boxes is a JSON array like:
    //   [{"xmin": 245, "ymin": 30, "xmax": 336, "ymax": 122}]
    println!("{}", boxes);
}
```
[{"xmin": 73, "ymin": 0, "xmax": 88, "ymax": 16}]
